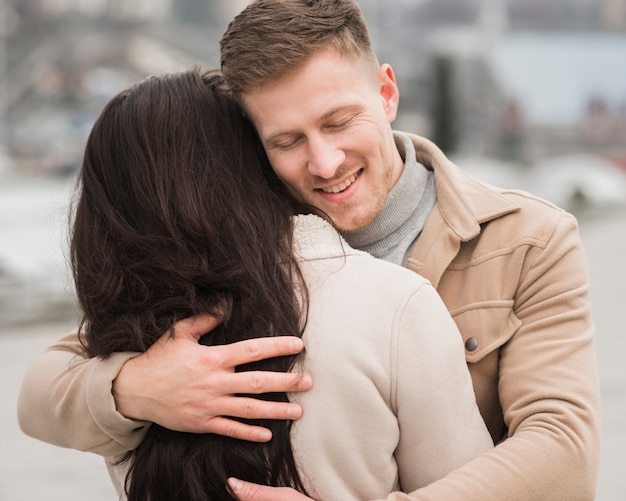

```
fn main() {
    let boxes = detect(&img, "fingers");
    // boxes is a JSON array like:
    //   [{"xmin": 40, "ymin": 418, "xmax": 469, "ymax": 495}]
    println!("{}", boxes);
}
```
[
  {"xmin": 215, "ymin": 336, "xmax": 305, "ymax": 367},
  {"xmin": 172, "ymin": 397, "xmax": 305, "ymax": 436},
  {"xmin": 219, "ymin": 371, "xmax": 312, "ymax": 396},
  {"xmin": 214, "ymin": 395, "xmax": 304, "ymax": 421},
  {"xmin": 228, "ymin": 478, "xmax": 266, "ymax": 501},
  {"xmin": 228, "ymin": 478, "xmax": 313, "ymax": 501},
  {"xmin": 173, "ymin": 313, "xmax": 223, "ymax": 341},
  {"xmin": 206, "ymin": 416, "xmax": 274, "ymax": 442},
  {"xmin": 165, "ymin": 316, "xmax": 305, "ymax": 367},
  {"xmin": 131, "ymin": 316, "xmax": 311, "ymax": 438}
]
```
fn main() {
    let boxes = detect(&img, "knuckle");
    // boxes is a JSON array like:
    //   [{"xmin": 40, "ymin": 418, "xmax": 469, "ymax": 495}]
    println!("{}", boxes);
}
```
[
  {"xmin": 271, "ymin": 405, "xmax": 286, "ymax": 420},
  {"xmin": 243, "ymin": 427, "xmax": 260, "ymax": 443},
  {"xmin": 223, "ymin": 423, "xmax": 239, "ymax": 439},
  {"xmin": 248, "ymin": 372, "xmax": 264, "ymax": 393},
  {"xmin": 242, "ymin": 400, "xmax": 258, "ymax": 419},
  {"xmin": 286, "ymin": 372, "xmax": 305, "ymax": 390},
  {"xmin": 289, "ymin": 373, "xmax": 302, "ymax": 386},
  {"xmin": 245, "ymin": 338, "xmax": 262, "ymax": 357},
  {"xmin": 199, "ymin": 350, "xmax": 220, "ymax": 368},
  {"xmin": 200, "ymin": 373, "xmax": 222, "ymax": 393},
  {"xmin": 247, "ymin": 484, "xmax": 261, "ymax": 498}
]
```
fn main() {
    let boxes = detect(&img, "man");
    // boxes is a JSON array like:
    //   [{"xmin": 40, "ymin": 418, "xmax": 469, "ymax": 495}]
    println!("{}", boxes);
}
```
[{"xmin": 18, "ymin": 1, "xmax": 600, "ymax": 499}]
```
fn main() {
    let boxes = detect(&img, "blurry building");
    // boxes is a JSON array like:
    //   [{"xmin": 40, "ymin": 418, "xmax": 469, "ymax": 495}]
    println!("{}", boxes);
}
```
[
  {"xmin": 14, "ymin": 0, "xmax": 171, "ymax": 21},
  {"xmin": 2, "ymin": 0, "xmax": 224, "ymax": 176},
  {"xmin": 491, "ymin": 33, "xmax": 626, "ymax": 162},
  {"xmin": 2, "ymin": 0, "xmax": 626, "ymax": 175},
  {"xmin": 600, "ymin": 0, "xmax": 626, "ymax": 30}
]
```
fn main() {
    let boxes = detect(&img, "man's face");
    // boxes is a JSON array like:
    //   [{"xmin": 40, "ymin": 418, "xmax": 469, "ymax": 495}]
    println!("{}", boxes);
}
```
[{"xmin": 241, "ymin": 48, "xmax": 404, "ymax": 233}]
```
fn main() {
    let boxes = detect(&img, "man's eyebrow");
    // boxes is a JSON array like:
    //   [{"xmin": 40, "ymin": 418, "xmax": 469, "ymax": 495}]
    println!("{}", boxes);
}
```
[
  {"xmin": 319, "ymin": 104, "xmax": 361, "ymax": 121},
  {"xmin": 264, "ymin": 130, "xmax": 299, "ymax": 146},
  {"xmin": 264, "ymin": 104, "xmax": 363, "ymax": 143}
]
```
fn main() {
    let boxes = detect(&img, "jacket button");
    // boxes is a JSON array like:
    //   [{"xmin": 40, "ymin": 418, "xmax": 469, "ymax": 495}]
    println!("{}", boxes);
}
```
[{"xmin": 465, "ymin": 337, "xmax": 479, "ymax": 352}]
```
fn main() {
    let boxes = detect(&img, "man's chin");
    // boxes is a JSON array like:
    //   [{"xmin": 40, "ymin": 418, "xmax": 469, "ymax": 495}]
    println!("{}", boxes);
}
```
[
  {"xmin": 332, "ymin": 214, "xmax": 376, "ymax": 234},
  {"xmin": 300, "ymin": 197, "xmax": 378, "ymax": 234}
]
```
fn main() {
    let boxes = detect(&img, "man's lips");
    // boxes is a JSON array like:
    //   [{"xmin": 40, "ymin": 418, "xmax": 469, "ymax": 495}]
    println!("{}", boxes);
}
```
[{"xmin": 318, "ymin": 170, "xmax": 361, "ymax": 194}]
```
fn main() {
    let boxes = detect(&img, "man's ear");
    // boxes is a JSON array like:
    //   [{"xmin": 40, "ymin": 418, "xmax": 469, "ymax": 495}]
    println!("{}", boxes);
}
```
[{"xmin": 378, "ymin": 64, "xmax": 400, "ymax": 122}]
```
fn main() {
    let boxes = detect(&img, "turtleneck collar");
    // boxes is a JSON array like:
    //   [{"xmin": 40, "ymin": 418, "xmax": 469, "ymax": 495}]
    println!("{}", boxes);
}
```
[{"xmin": 340, "ymin": 132, "xmax": 436, "ymax": 264}]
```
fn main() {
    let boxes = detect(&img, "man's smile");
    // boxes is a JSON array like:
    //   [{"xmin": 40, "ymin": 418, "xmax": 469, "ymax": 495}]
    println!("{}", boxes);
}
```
[{"xmin": 319, "ymin": 169, "xmax": 362, "ymax": 194}]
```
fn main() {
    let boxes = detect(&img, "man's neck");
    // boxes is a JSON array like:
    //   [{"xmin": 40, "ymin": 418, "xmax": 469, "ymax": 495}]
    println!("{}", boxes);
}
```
[{"xmin": 340, "ymin": 132, "xmax": 436, "ymax": 266}]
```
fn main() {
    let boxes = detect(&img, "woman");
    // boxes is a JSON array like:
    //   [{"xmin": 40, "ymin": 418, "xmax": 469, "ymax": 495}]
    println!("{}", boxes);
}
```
[
  {"xmin": 69, "ymin": 67, "xmax": 492, "ymax": 501},
  {"xmin": 72, "ymin": 68, "xmax": 307, "ymax": 500}
]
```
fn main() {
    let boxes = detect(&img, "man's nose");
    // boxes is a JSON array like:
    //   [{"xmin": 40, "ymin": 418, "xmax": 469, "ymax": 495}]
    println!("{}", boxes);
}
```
[{"xmin": 306, "ymin": 135, "xmax": 345, "ymax": 179}]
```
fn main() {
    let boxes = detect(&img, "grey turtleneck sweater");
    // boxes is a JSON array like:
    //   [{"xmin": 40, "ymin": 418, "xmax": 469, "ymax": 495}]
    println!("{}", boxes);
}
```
[{"xmin": 341, "ymin": 132, "xmax": 437, "ymax": 266}]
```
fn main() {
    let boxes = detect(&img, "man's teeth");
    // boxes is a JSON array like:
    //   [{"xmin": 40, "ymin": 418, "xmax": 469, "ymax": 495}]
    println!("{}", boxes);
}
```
[{"xmin": 322, "ymin": 172, "xmax": 358, "ymax": 194}]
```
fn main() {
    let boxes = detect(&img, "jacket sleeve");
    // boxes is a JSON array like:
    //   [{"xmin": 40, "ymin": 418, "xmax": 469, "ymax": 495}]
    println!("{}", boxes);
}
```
[
  {"xmin": 17, "ymin": 331, "xmax": 149, "ymax": 457},
  {"xmin": 379, "ymin": 212, "xmax": 601, "ymax": 500},
  {"xmin": 393, "ymin": 283, "xmax": 493, "ymax": 492}
]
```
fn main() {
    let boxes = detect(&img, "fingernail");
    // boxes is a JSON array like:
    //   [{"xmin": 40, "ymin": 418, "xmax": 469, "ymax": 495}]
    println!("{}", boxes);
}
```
[
  {"xmin": 299, "ymin": 374, "xmax": 312, "ymax": 388},
  {"xmin": 228, "ymin": 477, "xmax": 242, "ymax": 493},
  {"xmin": 287, "ymin": 404, "xmax": 302, "ymax": 419},
  {"xmin": 290, "ymin": 338, "xmax": 303, "ymax": 351}
]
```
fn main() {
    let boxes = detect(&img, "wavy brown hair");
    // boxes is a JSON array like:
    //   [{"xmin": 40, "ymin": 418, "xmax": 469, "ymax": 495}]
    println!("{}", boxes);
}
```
[{"xmin": 70, "ymin": 68, "xmax": 308, "ymax": 500}]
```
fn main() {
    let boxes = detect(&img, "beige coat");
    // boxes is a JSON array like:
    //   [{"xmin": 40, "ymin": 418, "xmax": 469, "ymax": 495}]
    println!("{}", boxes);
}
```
[
  {"xmin": 388, "ymin": 134, "xmax": 600, "ymax": 500},
  {"xmin": 18, "ymin": 134, "xmax": 601, "ymax": 500}
]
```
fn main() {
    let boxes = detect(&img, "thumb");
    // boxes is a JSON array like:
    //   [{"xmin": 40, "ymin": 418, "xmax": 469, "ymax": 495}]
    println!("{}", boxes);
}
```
[
  {"xmin": 174, "ymin": 313, "xmax": 222, "ymax": 342},
  {"xmin": 227, "ymin": 478, "xmax": 258, "ymax": 501},
  {"xmin": 227, "ymin": 478, "xmax": 308, "ymax": 501}
]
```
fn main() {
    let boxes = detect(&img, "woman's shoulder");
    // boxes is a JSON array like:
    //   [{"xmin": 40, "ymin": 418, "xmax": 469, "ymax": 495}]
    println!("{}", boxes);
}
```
[
  {"xmin": 294, "ymin": 219, "xmax": 431, "ymax": 303},
  {"xmin": 292, "ymin": 214, "xmax": 367, "ymax": 260}
]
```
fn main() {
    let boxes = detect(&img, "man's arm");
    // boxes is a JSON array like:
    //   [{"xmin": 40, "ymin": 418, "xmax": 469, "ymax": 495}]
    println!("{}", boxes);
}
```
[
  {"xmin": 18, "ymin": 330, "xmax": 149, "ymax": 457},
  {"xmin": 398, "ymin": 211, "xmax": 601, "ymax": 500},
  {"xmin": 18, "ymin": 314, "xmax": 312, "ymax": 458}
]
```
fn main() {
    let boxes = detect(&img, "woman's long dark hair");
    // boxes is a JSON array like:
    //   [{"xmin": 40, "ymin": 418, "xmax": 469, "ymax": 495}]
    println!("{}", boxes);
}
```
[{"xmin": 70, "ymin": 68, "xmax": 308, "ymax": 500}]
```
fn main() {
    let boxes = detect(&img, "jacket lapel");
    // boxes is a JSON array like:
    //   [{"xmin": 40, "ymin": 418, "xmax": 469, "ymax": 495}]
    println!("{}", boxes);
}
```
[{"xmin": 403, "ymin": 133, "xmax": 520, "ymax": 288}]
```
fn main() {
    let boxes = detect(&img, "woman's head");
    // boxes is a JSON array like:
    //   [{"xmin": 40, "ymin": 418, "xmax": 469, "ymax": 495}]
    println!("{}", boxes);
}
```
[
  {"xmin": 72, "ymin": 68, "xmax": 299, "ymax": 354},
  {"xmin": 71, "ymin": 67, "xmax": 307, "ymax": 499}
]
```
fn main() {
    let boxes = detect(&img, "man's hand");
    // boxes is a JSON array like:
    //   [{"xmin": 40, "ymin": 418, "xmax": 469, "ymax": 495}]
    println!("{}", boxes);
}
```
[
  {"xmin": 228, "ymin": 478, "xmax": 316, "ymax": 501},
  {"xmin": 112, "ymin": 314, "xmax": 312, "ymax": 442}
]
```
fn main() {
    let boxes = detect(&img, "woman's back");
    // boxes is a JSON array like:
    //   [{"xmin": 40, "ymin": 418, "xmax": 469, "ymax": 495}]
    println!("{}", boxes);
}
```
[{"xmin": 289, "ymin": 215, "xmax": 493, "ymax": 500}]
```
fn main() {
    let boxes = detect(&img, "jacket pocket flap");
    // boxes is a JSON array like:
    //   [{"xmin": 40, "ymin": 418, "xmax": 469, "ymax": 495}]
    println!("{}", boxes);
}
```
[{"xmin": 452, "ymin": 300, "xmax": 521, "ymax": 363}]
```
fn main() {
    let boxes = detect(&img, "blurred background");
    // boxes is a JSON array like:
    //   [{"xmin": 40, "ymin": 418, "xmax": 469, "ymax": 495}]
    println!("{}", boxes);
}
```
[{"xmin": 0, "ymin": 0, "xmax": 624, "ymax": 500}]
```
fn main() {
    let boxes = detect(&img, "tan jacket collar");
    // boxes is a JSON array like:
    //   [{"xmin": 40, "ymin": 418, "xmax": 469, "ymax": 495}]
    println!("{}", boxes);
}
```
[
  {"xmin": 402, "ymin": 133, "xmax": 521, "ymax": 287},
  {"xmin": 404, "ymin": 133, "xmax": 521, "ymax": 241}
]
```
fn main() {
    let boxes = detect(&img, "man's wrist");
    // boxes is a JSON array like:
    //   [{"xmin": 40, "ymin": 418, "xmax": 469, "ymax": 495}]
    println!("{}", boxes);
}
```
[{"xmin": 112, "ymin": 356, "xmax": 145, "ymax": 420}]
